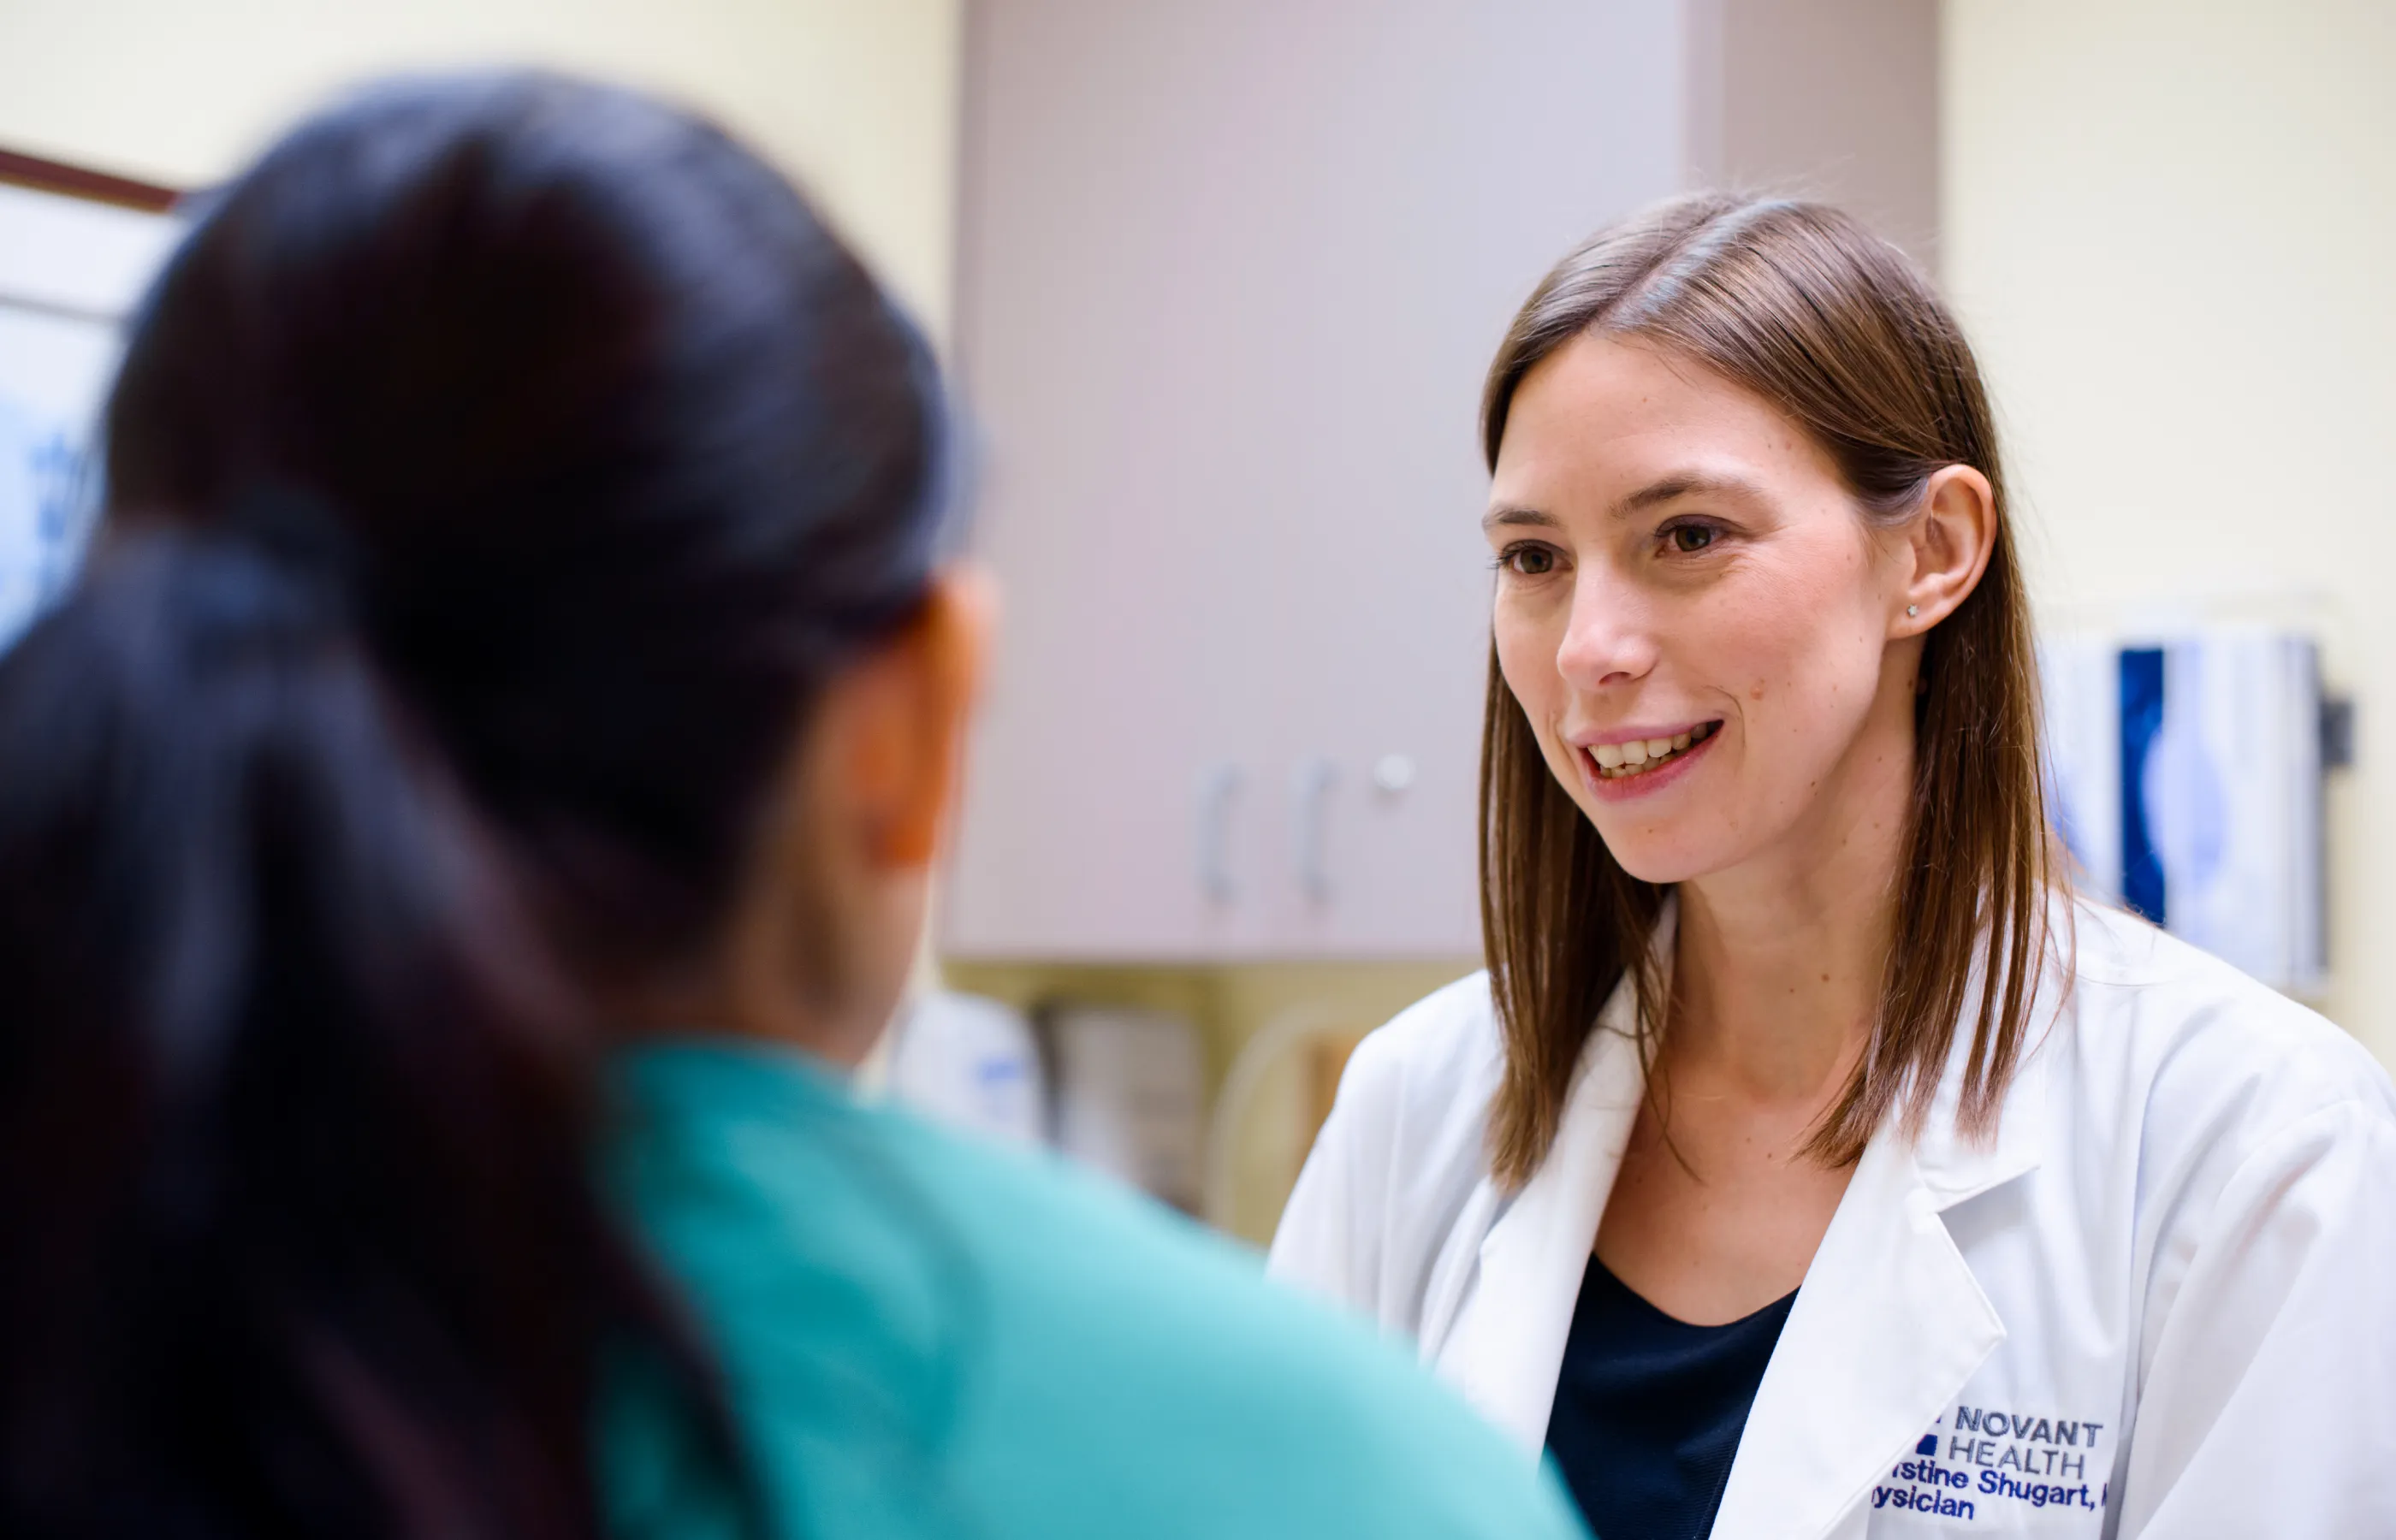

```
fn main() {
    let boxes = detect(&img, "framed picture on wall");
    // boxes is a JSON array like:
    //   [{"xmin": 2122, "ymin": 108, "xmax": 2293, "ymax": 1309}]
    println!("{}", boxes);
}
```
[{"xmin": 0, "ymin": 150, "xmax": 184, "ymax": 651}]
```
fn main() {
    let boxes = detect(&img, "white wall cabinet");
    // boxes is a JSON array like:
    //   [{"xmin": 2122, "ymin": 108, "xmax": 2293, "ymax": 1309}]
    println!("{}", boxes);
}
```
[{"xmin": 943, "ymin": 0, "xmax": 1936, "ymax": 960}]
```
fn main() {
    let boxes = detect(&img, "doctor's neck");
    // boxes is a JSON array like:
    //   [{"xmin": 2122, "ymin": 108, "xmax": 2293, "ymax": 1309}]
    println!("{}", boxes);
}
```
[{"xmin": 1667, "ymin": 686, "xmax": 1916, "ymax": 1113}]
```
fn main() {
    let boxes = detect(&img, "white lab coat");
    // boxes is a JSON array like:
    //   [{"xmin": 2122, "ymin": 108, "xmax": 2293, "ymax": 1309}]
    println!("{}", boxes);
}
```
[{"xmin": 1269, "ymin": 900, "xmax": 2396, "ymax": 1537}]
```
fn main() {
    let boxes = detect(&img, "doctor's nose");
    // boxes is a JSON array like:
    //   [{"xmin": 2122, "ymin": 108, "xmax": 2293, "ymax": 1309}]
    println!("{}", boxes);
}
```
[{"xmin": 1555, "ymin": 573, "xmax": 1658, "ymax": 692}]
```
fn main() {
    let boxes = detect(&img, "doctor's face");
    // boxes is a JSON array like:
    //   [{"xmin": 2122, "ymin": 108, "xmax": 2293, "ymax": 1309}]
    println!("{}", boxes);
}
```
[{"xmin": 1485, "ymin": 334, "xmax": 1919, "ymax": 885}]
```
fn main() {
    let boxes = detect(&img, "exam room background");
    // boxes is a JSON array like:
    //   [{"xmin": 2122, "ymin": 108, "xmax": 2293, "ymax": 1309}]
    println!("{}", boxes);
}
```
[{"xmin": 4, "ymin": 0, "xmax": 2391, "ymax": 1241}]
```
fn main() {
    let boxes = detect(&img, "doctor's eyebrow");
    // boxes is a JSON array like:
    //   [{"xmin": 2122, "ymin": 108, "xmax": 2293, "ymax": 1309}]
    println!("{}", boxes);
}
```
[
  {"xmin": 1480, "ymin": 505, "xmax": 1560, "ymax": 532},
  {"xmin": 1615, "ymin": 471, "xmax": 1770, "ymax": 518},
  {"xmin": 1482, "ymin": 472, "xmax": 1771, "ymax": 535}
]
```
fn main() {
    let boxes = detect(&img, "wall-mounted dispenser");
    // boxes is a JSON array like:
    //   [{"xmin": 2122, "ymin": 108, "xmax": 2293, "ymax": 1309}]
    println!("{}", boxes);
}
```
[{"xmin": 2043, "ymin": 627, "xmax": 2332, "ymax": 996}]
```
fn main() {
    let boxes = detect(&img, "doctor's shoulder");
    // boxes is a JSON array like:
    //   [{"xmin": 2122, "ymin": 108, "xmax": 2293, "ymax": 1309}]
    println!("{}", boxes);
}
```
[
  {"xmin": 1324, "ymin": 970, "xmax": 1511, "ymax": 1159},
  {"xmin": 2027, "ymin": 903, "xmax": 2396, "ymax": 1531},
  {"xmin": 2057, "ymin": 901, "xmax": 2396, "ymax": 1164},
  {"xmin": 1268, "ymin": 973, "xmax": 1509, "ymax": 1320}
]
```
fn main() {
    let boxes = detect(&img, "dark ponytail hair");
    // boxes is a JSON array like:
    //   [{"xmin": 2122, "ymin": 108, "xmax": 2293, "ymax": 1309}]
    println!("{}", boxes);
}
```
[{"xmin": 0, "ymin": 73, "xmax": 949, "ymax": 1534}]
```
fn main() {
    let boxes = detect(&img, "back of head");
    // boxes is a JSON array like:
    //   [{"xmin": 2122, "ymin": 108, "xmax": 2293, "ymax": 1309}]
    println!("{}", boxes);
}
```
[{"xmin": 0, "ymin": 72, "xmax": 944, "ymax": 1535}]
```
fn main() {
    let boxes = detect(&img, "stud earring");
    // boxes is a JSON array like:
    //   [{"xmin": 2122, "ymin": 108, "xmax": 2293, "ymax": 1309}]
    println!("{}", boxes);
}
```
[{"xmin": 1907, "ymin": 605, "xmax": 1919, "ymax": 617}]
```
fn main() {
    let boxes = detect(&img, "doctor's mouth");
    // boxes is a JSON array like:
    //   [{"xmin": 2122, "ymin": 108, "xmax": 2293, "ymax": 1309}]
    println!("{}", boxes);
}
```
[{"xmin": 1575, "ymin": 719, "xmax": 1723, "ymax": 801}]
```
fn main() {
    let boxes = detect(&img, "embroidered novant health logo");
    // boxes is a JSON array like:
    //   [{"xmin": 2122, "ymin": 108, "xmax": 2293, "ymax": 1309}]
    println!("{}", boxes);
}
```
[{"xmin": 1871, "ymin": 1404, "xmax": 2110, "ymax": 1523}]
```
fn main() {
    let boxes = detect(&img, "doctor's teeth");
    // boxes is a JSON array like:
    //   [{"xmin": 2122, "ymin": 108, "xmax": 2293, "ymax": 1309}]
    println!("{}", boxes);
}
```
[{"xmin": 1590, "ymin": 721, "xmax": 1719, "ymax": 779}]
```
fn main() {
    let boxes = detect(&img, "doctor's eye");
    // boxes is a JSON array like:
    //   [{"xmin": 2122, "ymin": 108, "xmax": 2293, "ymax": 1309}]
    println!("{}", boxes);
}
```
[
  {"xmin": 1495, "ymin": 542, "xmax": 1560, "ymax": 577},
  {"xmin": 1662, "ymin": 518, "xmax": 1722, "ymax": 554}
]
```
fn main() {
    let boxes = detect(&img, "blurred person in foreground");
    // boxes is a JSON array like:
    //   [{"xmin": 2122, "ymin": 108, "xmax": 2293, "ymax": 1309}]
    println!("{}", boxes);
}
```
[{"xmin": 0, "ymin": 74, "xmax": 1588, "ymax": 1540}]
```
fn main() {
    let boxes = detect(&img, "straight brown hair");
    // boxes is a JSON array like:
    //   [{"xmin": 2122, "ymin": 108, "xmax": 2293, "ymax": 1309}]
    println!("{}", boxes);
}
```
[{"xmin": 1477, "ymin": 192, "xmax": 2055, "ymax": 1186}]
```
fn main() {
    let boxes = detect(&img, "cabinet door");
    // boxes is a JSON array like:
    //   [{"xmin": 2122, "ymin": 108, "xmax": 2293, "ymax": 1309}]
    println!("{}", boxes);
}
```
[
  {"xmin": 943, "ymin": 0, "xmax": 1691, "ymax": 959},
  {"xmin": 1227, "ymin": 3, "xmax": 1693, "ymax": 957}
]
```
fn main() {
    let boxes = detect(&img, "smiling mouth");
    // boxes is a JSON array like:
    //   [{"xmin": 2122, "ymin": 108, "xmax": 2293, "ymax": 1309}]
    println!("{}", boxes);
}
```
[{"xmin": 1586, "ymin": 720, "xmax": 1720, "ymax": 779}]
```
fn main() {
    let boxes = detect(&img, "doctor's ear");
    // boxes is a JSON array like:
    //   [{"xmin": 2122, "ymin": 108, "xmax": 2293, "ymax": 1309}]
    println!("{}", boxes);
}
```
[{"xmin": 1891, "ymin": 465, "xmax": 1996, "ymax": 637}]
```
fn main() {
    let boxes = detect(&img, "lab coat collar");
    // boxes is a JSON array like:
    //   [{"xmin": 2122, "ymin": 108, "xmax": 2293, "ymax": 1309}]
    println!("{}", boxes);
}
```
[
  {"xmin": 1907, "ymin": 1029, "xmax": 2051, "ymax": 1211},
  {"xmin": 1902, "ymin": 924, "xmax": 2066, "ymax": 1212},
  {"xmin": 1709, "ymin": 1119, "xmax": 2009, "ymax": 1539},
  {"xmin": 1717, "ymin": 939, "xmax": 2060, "ymax": 1537},
  {"xmin": 1432, "ymin": 907, "xmax": 1672, "ymax": 1448},
  {"xmin": 1717, "ymin": 942, "xmax": 2064, "ymax": 1538},
  {"xmin": 1433, "ymin": 898, "xmax": 2059, "ymax": 1539}
]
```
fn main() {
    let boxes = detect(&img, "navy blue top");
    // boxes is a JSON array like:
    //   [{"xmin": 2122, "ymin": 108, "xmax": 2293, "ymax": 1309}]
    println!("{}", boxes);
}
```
[{"xmin": 1543, "ymin": 1257, "xmax": 1796, "ymax": 1540}]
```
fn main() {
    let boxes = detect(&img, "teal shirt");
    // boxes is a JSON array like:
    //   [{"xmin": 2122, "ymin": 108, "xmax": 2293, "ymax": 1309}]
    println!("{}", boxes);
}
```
[{"xmin": 598, "ymin": 1040, "xmax": 1587, "ymax": 1540}]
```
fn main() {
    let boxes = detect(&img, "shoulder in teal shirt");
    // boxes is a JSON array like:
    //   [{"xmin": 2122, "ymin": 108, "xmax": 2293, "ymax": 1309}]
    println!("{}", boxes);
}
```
[{"xmin": 598, "ymin": 1040, "xmax": 1587, "ymax": 1540}]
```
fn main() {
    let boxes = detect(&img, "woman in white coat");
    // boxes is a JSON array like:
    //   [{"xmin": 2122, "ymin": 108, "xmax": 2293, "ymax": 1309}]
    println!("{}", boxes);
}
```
[{"xmin": 1270, "ymin": 193, "xmax": 2396, "ymax": 1539}]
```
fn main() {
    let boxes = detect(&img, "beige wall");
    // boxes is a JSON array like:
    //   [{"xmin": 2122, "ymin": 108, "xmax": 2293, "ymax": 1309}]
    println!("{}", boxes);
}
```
[
  {"xmin": 1943, "ymin": 0, "xmax": 2396, "ymax": 1064},
  {"xmin": 0, "ymin": 0, "xmax": 961, "ymax": 335}
]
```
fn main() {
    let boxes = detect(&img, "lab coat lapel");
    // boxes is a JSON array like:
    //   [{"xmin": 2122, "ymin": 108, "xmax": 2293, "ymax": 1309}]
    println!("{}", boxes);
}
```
[
  {"xmin": 1708, "ymin": 1093, "xmax": 2035, "ymax": 1540},
  {"xmin": 1432, "ymin": 904, "xmax": 2051, "ymax": 1506},
  {"xmin": 1433, "ymin": 981, "xmax": 1646, "ymax": 1449}
]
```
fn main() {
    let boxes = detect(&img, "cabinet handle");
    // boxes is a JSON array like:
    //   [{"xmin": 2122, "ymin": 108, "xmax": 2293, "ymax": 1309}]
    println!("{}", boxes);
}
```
[
  {"xmin": 1291, "ymin": 755, "xmax": 1336, "ymax": 903},
  {"xmin": 1195, "ymin": 761, "xmax": 1242, "ymax": 903}
]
